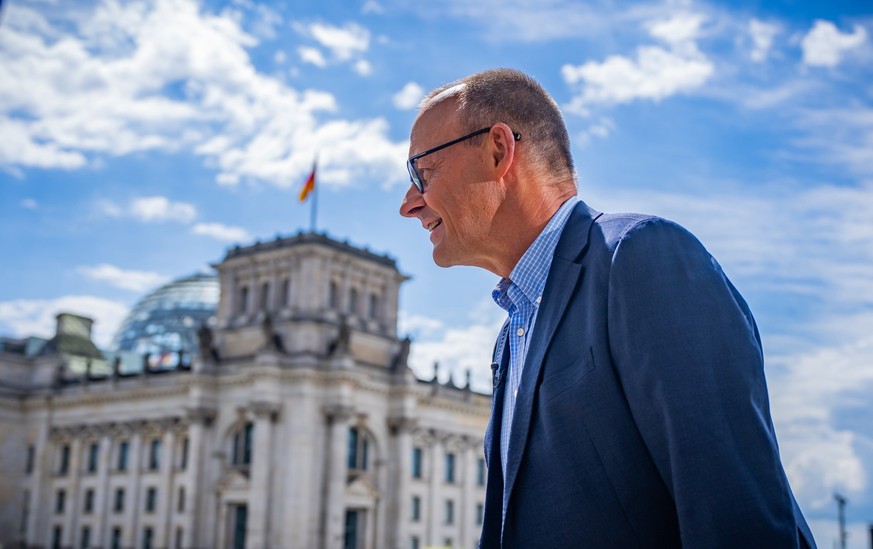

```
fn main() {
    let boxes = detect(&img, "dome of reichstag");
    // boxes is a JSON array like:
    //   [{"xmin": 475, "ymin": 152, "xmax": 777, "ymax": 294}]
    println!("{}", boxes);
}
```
[{"xmin": 111, "ymin": 273, "xmax": 218, "ymax": 363}]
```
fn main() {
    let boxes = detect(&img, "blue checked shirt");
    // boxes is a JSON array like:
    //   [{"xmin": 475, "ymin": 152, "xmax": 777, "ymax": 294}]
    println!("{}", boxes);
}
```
[{"xmin": 492, "ymin": 196, "xmax": 578, "ymax": 515}]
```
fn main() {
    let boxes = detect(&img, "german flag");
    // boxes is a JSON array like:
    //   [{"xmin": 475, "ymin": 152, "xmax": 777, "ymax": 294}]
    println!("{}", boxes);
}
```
[{"xmin": 299, "ymin": 162, "xmax": 316, "ymax": 202}]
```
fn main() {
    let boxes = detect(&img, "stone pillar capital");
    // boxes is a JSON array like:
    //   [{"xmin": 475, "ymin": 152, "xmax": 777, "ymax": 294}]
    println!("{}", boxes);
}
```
[{"xmin": 249, "ymin": 400, "xmax": 281, "ymax": 421}]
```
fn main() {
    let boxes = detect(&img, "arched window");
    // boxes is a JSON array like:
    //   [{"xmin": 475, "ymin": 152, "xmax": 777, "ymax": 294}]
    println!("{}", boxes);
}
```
[
  {"xmin": 238, "ymin": 286, "xmax": 249, "ymax": 315},
  {"xmin": 231, "ymin": 422, "xmax": 253, "ymax": 467},
  {"xmin": 260, "ymin": 282, "xmax": 270, "ymax": 311},
  {"xmin": 368, "ymin": 293, "xmax": 379, "ymax": 320},
  {"xmin": 348, "ymin": 288, "xmax": 358, "ymax": 315},
  {"xmin": 329, "ymin": 281, "xmax": 339, "ymax": 310},
  {"xmin": 281, "ymin": 278, "xmax": 291, "ymax": 307},
  {"xmin": 347, "ymin": 427, "xmax": 370, "ymax": 471}
]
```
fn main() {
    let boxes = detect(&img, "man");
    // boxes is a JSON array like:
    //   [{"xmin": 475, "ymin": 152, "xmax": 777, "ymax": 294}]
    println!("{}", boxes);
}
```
[{"xmin": 399, "ymin": 68, "xmax": 815, "ymax": 548}]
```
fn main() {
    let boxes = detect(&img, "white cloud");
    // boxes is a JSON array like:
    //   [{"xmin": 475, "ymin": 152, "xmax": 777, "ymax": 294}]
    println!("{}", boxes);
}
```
[
  {"xmin": 308, "ymin": 22, "xmax": 370, "ymax": 61},
  {"xmin": 0, "ymin": 1, "xmax": 408, "ymax": 188},
  {"xmin": 361, "ymin": 0, "xmax": 384, "ymax": 14},
  {"xmin": 273, "ymin": 50, "xmax": 286, "ymax": 64},
  {"xmin": 577, "ymin": 117, "xmax": 615, "ymax": 147},
  {"xmin": 0, "ymin": 295, "xmax": 129, "ymax": 348},
  {"xmin": 392, "ymin": 82, "xmax": 424, "ymax": 110},
  {"xmin": 748, "ymin": 19, "xmax": 779, "ymax": 62},
  {"xmin": 21, "ymin": 198, "xmax": 38, "ymax": 209},
  {"xmin": 297, "ymin": 46, "xmax": 327, "ymax": 67},
  {"xmin": 400, "ymin": 300, "xmax": 504, "ymax": 392},
  {"xmin": 191, "ymin": 222, "xmax": 250, "ymax": 242},
  {"xmin": 801, "ymin": 20, "xmax": 867, "ymax": 68},
  {"xmin": 353, "ymin": 59, "xmax": 372, "ymax": 76},
  {"xmin": 129, "ymin": 196, "xmax": 197, "ymax": 223},
  {"xmin": 78, "ymin": 264, "xmax": 170, "ymax": 292},
  {"xmin": 562, "ymin": 13, "xmax": 713, "ymax": 113}
]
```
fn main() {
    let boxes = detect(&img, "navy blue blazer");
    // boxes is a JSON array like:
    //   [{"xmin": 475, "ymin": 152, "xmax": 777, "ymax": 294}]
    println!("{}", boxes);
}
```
[{"xmin": 480, "ymin": 201, "xmax": 815, "ymax": 548}]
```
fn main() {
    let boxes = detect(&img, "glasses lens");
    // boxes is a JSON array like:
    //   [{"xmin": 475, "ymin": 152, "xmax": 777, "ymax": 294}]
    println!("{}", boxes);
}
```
[{"xmin": 407, "ymin": 159, "xmax": 423, "ymax": 192}]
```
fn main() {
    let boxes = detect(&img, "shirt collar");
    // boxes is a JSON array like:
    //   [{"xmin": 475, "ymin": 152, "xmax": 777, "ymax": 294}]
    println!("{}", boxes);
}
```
[{"xmin": 492, "ymin": 196, "xmax": 579, "ymax": 313}]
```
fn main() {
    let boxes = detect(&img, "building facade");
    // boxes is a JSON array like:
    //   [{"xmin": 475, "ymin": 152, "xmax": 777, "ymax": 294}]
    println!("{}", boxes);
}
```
[{"xmin": 0, "ymin": 233, "xmax": 491, "ymax": 549}]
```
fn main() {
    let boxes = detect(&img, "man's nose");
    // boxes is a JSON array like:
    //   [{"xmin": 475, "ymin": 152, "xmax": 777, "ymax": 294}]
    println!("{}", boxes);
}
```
[{"xmin": 399, "ymin": 184, "xmax": 424, "ymax": 218}]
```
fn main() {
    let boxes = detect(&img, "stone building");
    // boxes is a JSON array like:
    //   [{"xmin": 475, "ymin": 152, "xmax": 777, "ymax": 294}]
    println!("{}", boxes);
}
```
[{"xmin": 0, "ymin": 232, "xmax": 491, "ymax": 549}]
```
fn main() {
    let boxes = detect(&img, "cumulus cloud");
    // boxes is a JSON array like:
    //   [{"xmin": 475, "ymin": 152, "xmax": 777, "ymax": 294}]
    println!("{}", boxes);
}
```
[
  {"xmin": 129, "ymin": 196, "xmax": 197, "ymax": 223},
  {"xmin": 562, "ymin": 13, "xmax": 713, "ymax": 114},
  {"xmin": 308, "ymin": 22, "xmax": 370, "ymax": 61},
  {"xmin": 21, "ymin": 198, "xmax": 38, "ymax": 209},
  {"xmin": 0, "ymin": 295, "xmax": 129, "ymax": 348},
  {"xmin": 353, "ymin": 59, "xmax": 373, "ymax": 76},
  {"xmin": 297, "ymin": 45, "xmax": 328, "ymax": 67},
  {"xmin": 78, "ymin": 264, "xmax": 170, "ymax": 292},
  {"xmin": 801, "ymin": 20, "xmax": 867, "ymax": 68},
  {"xmin": 0, "ymin": 1, "xmax": 407, "ymax": 188},
  {"xmin": 191, "ymin": 222, "xmax": 250, "ymax": 242},
  {"xmin": 748, "ymin": 19, "xmax": 779, "ymax": 62},
  {"xmin": 392, "ymin": 82, "xmax": 424, "ymax": 110}
]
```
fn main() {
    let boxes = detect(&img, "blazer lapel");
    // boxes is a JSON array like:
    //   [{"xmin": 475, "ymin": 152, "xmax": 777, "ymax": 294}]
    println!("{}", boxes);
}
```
[{"xmin": 501, "ymin": 201, "xmax": 599, "ymax": 516}]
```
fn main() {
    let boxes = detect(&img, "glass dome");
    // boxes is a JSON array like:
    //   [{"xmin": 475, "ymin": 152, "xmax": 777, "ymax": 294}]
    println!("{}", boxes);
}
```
[{"xmin": 111, "ymin": 273, "xmax": 219, "ymax": 363}]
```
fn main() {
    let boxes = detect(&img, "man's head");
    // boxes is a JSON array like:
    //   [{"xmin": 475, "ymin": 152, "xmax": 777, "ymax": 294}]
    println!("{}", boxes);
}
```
[{"xmin": 400, "ymin": 68, "xmax": 577, "ymax": 276}]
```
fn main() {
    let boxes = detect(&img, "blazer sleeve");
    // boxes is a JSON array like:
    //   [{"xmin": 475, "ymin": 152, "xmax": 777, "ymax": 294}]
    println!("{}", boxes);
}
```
[{"xmin": 606, "ymin": 217, "xmax": 803, "ymax": 547}]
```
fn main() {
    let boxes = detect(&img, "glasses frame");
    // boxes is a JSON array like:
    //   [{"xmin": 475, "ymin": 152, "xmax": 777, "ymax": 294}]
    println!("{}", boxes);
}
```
[{"xmin": 406, "ymin": 126, "xmax": 521, "ymax": 193}]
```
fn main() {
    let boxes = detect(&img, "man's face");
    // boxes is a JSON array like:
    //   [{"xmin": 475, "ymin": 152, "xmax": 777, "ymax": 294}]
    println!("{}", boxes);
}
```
[{"xmin": 399, "ymin": 102, "xmax": 499, "ymax": 269}]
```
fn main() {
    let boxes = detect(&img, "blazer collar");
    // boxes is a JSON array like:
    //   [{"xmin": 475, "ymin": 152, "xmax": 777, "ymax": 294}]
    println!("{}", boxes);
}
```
[{"xmin": 501, "ymin": 200, "xmax": 601, "ymax": 516}]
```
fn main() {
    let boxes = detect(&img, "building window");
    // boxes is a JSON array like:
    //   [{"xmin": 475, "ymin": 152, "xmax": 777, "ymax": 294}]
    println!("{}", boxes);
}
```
[
  {"xmin": 87, "ymin": 442, "xmax": 99, "ymax": 473},
  {"xmin": 239, "ymin": 285, "xmax": 249, "ymax": 315},
  {"xmin": 411, "ymin": 447, "xmax": 422, "ymax": 479},
  {"xmin": 445, "ymin": 452, "xmax": 455, "ymax": 484},
  {"xmin": 84, "ymin": 489, "xmax": 95, "ymax": 514},
  {"xmin": 25, "ymin": 445, "xmax": 35, "ymax": 474},
  {"xmin": 410, "ymin": 536, "xmax": 420, "ymax": 549},
  {"xmin": 477, "ymin": 503, "xmax": 484, "ymax": 525},
  {"xmin": 148, "ymin": 438, "xmax": 161, "ymax": 471},
  {"xmin": 444, "ymin": 538, "xmax": 453, "ymax": 548},
  {"xmin": 145, "ymin": 487, "xmax": 157, "ymax": 513},
  {"xmin": 52, "ymin": 526, "xmax": 62, "ymax": 549},
  {"xmin": 55, "ymin": 489, "xmax": 65, "ymax": 514},
  {"xmin": 111, "ymin": 527, "xmax": 122, "ymax": 549},
  {"xmin": 329, "ymin": 281, "xmax": 339, "ymax": 310},
  {"xmin": 178, "ymin": 486, "xmax": 186, "ymax": 513},
  {"xmin": 114, "ymin": 488, "xmax": 125, "ymax": 513},
  {"xmin": 477, "ymin": 458, "xmax": 486, "ymax": 486},
  {"xmin": 20, "ymin": 490, "xmax": 30, "ymax": 537},
  {"xmin": 444, "ymin": 499, "xmax": 454, "ymax": 525},
  {"xmin": 58, "ymin": 444, "xmax": 70, "ymax": 475},
  {"xmin": 411, "ymin": 495, "xmax": 421, "ymax": 521},
  {"xmin": 143, "ymin": 526, "xmax": 154, "ymax": 549},
  {"xmin": 179, "ymin": 437, "xmax": 189, "ymax": 470},
  {"xmin": 368, "ymin": 293, "xmax": 379, "ymax": 319},
  {"xmin": 80, "ymin": 525, "xmax": 91, "ymax": 549},
  {"xmin": 260, "ymin": 282, "xmax": 270, "ymax": 310},
  {"xmin": 175, "ymin": 526, "xmax": 184, "ymax": 549},
  {"xmin": 281, "ymin": 278, "xmax": 291, "ymax": 307},
  {"xmin": 347, "ymin": 427, "xmax": 369, "ymax": 471},
  {"xmin": 348, "ymin": 287, "xmax": 358, "ymax": 315},
  {"xmin": 232, "ymin": 422, "xmax": 253, "ymax": 466},
  {"xmin": 117, "ymin": 440, "xmax": 129, "ymax": 471}
]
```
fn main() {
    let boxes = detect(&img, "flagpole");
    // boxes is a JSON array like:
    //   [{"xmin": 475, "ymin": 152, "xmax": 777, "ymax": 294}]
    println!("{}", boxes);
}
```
[
  {"xmin": 310, "ymin": 173, "xmax": 317, "ymax": 233},
  {"xmin": 310, "ymin": 154, "xmax": 318, "ymax": 233}
]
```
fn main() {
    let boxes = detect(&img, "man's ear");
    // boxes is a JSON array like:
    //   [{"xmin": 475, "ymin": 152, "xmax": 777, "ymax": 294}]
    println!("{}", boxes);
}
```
[{"xmin": 489, "ymin": 123, "xmax": 517, "ymax": 178}]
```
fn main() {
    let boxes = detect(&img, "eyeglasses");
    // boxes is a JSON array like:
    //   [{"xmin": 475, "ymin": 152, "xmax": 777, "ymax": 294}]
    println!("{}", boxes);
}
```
[{"xmin": 406, "ymin": 126, "xmax": 521, "ymax": 193}]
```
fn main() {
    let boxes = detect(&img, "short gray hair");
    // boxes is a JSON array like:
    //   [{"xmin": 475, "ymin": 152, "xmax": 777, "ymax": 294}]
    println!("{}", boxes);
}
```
[{"xmin": 421, "ymin": 68, "xmax": 575, "ymax": 180}]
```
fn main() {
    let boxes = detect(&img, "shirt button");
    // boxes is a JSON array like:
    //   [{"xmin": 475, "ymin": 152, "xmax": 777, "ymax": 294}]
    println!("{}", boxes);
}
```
[
  {"xmin": 514, "ymin": 389, "xmax": 518, "ymax": 398},
  {"xmin": 536, "ymin": 296, "xmax": 542, "ymax": 304},
  {"xmin": 516, "ymin": 328, "xmax": 525, "ymax": 336}
]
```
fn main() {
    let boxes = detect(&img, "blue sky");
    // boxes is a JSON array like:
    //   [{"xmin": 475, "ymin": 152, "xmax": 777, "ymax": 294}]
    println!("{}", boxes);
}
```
[{"xmin": 1, "ymin": 0, "xmax": 871, "ymax": 544}]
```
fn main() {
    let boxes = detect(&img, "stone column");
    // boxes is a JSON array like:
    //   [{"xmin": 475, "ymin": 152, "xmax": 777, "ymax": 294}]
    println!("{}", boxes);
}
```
[
  {"xmin": 122, "ymin": 424, "xmax": 144, "ymax": 549},
  {"xmin": 158, "ymin": 424, "xmax": 177, "ymax": 547},
  {"xmin": 183, "ymin": 407, "xmax": 215, "ymax": 549},
  {"xmin": 93, "ymin": 431, "xmax": 113, "ymax": 545},
  {"xmin": 27, "ymin": 414, "xmax": 51, "ymax": 546},
  {"xmin": 460, "ymin": 438, "xmax": 476, "ymax": 547},
  {"xmin": 248, "ymin": 401, "xmax": 280, "ymax": 549},
  {"xmin": 427, "ymin": 432, "xmax": 442, "ymax": 547},
  {"xmin": 62, "ymin": 435, "xmax": 83, "ymax": 547},
  {"xmin": 387, "ymin": 417, "xmax": 416, "ymax": 549},
  {"xmin": 321, "ymin": 405, "xmax": 353, "ymax": 548}
]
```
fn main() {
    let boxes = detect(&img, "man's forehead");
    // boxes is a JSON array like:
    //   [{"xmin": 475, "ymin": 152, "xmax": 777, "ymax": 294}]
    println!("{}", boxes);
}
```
[{"xmin": 410, "ymin": 100, "xmax": 460, "ymax": 152}]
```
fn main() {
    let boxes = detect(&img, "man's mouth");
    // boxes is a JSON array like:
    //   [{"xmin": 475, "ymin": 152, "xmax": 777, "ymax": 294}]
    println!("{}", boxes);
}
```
[{"xmin": 427, "ymin": 219, "xmax": 443, "ymax": 232}]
